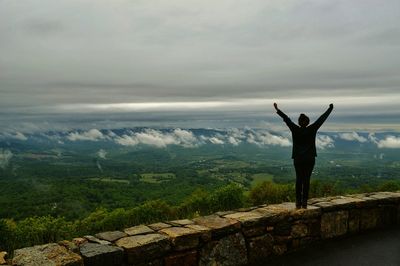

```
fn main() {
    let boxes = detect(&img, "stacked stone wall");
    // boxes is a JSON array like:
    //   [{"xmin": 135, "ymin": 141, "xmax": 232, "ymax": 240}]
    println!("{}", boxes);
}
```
[{"xmin": 4, "ymin": 191, "xmax": 400, "ymax": 266}]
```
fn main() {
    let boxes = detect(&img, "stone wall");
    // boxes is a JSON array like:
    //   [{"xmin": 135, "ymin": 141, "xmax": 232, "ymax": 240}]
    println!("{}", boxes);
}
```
[{"xmin": 5, "ymin": 191, "xmax": 400, "ymax": 266}]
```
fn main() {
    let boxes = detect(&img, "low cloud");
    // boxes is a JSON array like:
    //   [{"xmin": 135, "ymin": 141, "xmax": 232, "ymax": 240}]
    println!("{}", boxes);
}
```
[
  {"xmin": 338, "ymin": 132, "xmax": 367, "ymax": 143},
  {"xmin": 97, "ymin": 149, "xmax": 107, "ymax": 159},
  {"xmin": 208, "ymin": 137, "xmax": 225, "ymax": 145},
  {"xmin": 376, "ymin": 135, "xmax": 400, "ymax": 149},
  {"xmin": 0, "ymin": 149, "xmax": 13, "ymax": 169},
  {"xmin": 67, "ymin": 129, "xmax": 106, "ymax": 141},
  {"xmin": 114, "ymin": 128, "xmax": 198, "ymax": 148},
  {"xmin": 316, "ymin": 135, "xmax": 335, "ymax": 149},
  {"xmin": 1, "ymin": 132, "xmax": 28, "ymax": 141}
]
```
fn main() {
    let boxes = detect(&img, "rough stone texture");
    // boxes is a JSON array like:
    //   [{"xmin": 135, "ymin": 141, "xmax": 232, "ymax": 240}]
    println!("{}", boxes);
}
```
[
  {"xmin": 72, "ymin": 238, "xmax": 88, "ymax": 247},
  {"xmin": 167, "ymin": 219, "xmax": 194, "ymax": 226},
  {"xmin": 360, "ymin": 208, "xmax": 380, "ymax": 231},
  {"xmin": 348, "ymin": 209, "xmax": 361, "ymax": 234},
  {"xmin": 148, "ymin": 222, "xmax": 172, "ymax": 231},
  {"xmin": 379, "ymin": 205, "xmax": 398, "ymax": 226},
  {"xmin": 84, "ymin": 236, "xmax": 111, "ymax": 245},
  {"xmin": 7, "ymin": 192, "xmax": 400, "ymax": 265},
  {"xmin": 291, "ymin": 205, "xmax": 321, "ymax": 220},
  {"xmin": 79, "ymin": 243, "xmax": 123, "ymax": 266},
  {"xmin": 224, "ymin": 211, "xmax": 266, "ymax": 227},
  {"xmin": 273, "ymin": 218, "xmax": 292, "ymax": 235},
  {"xmin": 242, "ymin": 225, "xmax": 265, "ymax": 237},
  {"xmin": 398, "ymin": 203, "xmax": 400, "ymax": 224},
  {"xmin": 321, "ymin": 210, "xmax": 349, "ymax": 239},
  {"xmin": 12, "ymin": 243, "xmax": 83, "ymax": 266},
  {"xmin": 193, "ymin": 215, "xmax": 240, "ymax": 238},
  {"xmin": 185, "ymin": 224, "xmax": 212, "ymax": 242},
  {"xmin": 95, "ymin": 231, "xmax": 127, "ymax": 242},
  {"xmin": 58, "ymin": 240, "xmax": 79, "ymax": 253},
  {"xmin": 164, "ymin": 250, "xmax": 197, "ymax": 266},
  {"xmin": 307, "ymin": 219, "xmax": 321, "ymax": 237},
  {"xmin": 272, "ymin": 244, "xmax": 287, "ymax": 256},
  {"xmin": 0, "ymin": 252, "xmax": 7, "ymax": 265},
  {"xmin": 291, "ymin": 222, "xmax": 308, "ymax": 238},
  {"xmin": 199, "ymin": 233, "xmax": 247, "ymax": 266},
  {"xmin": 124, "ymin": 225, "xmax": 154, "ymax": 236},
  {"xmin": 115, "ymin": 234, "xmax": 170, "ymax": 264},
  {"xmin": 274, "ymin": 235, "xmax": 292, "ymax": 244},
  {"xmin": 247, "ymin": 234, "xmax": 274, "ymax": 264},
  {"xmin": 160, "ymin": 227, "xmax": 201, "ymax": 251},
  {"xmin": 312, "ymin": 196, "xmax": 365, "ymax": 211}
]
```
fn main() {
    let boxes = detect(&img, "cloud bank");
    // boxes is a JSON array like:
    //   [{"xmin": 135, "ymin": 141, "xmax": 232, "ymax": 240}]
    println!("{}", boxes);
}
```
[{"xmin": 0, "ymin": 149, "xmax": 13, "ymax": 169}]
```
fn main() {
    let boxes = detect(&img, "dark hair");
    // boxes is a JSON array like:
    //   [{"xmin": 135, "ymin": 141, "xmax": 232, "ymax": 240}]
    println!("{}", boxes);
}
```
[{"xmin": 298, "ymin": 113, "xmax": 310, "ymax": 127}]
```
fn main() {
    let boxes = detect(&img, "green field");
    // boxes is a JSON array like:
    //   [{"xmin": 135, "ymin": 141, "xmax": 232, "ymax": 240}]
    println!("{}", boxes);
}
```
[
  {"xmin": 251, "ymin": 173, "xmax": 274, "ymax": 187},
  {"xmin": 89, "ymin": 178, "xmax": 130, "ymax": 184},
  {"xmin": 139, "ymin": 173, "xmax": 176, "ymax": 183}
]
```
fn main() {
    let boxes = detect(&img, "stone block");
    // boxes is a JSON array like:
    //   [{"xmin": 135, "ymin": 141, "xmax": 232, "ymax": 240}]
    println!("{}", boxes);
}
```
[
  {"xmin": 115, "ymin": 234, "xmax": 170, "ymax": 264},
  {"xmin": 313, "ymin": 196, "xmax": 365, "ymax": 211},
  {"xmin": 193, "ymin": 215, "xmax": 240, "ymax": 238},
  {"xmin": 84, "ymin": 235, "xmax": 111, "ymax": 245},
  {"xmin": 95, "ymin": 231, "xmax": 127, "ymax": 242},
  {"xmin": 148, "ymin": 222, "xmax": 172, "ymax": 231},
  {"xmin": 348, "ymin": 209, "xmax": 360, "ymax": 234},
  {"xmin": 124, "ymin": 225, "xmax": 154, "ymax": 236},
  {"xmin": 164, "ymin": 250, "xmax": 197, "ymax": 266},
  {"xmin": 247, "ymin": 234, "xmax": 274, "ymax": 264},
  {"xmin": 185, "ymin": 224, "xmax": 212, "ymax": 242},
  {"xmin": 398, "ymin": 204, "xmax": 400, "ymax": 225},
  {"xmin": 0, "ymin": 252, "xmax": 7, "ymax": 265},
  {"xmin": 274, "ymin": 235, "xmax": 292, "ymax": 244},
  {"xmin": 167, "ymin": 219, "xmax": 194, "ymax": 226},
  {"xmin": 12, "ymin": 243, "xmax": 83, "ymax": 266},
  {"xmin": 199, "ymin": 233, "xmax": 247, "ymax": 266},
  {"xmin": 160, "ymin": 227, "xmax": 201, "ymax": 251},
  {"xmin": 224, "ymin": 211, "xmax": 267, "ymax": 227},
  {"xmin": 273, "ymin": 218, "xmax": 292, "ymax": 235},
  {"xmin": 360, "ymin": 208, "xmax": 380, "ymax": 231},
  {"xmin": 291, "ymin": 222, "xmax": 308, "ymax": 238},
  {"xmin": 291, "ymin": 237, "xmax": 315, "ymax": 250},
  {"xmin": 307, "ymin": 219, "xmax": 321, "ymax": 237},
  {"xmin": 79, "ymin": 243, "xmax": 123, "ymax": 266},
  {"xmin": 242, "ymin": 225, "xmax": 265, "ymax": 237},
  {"xmin": 72, "ymin": 238, "xmax": 88, "ymax": 247},
  {"xmin": 291, "ymin": 205, "xmax": 321, "ymax": 220},
  {"xmin": 321, "ymin": 210, "xmax": 348, "ymax": 239},
  {"xmin": 272, "ymin": 244, "xmax": 287, "ymax": 256},
  {"xmin": 379, "ymin": 204, "xmax": 397, "ymax": 226},
  {"xmin": 58, "ymin": 240, "xmax": 79, "ymax": 253}
]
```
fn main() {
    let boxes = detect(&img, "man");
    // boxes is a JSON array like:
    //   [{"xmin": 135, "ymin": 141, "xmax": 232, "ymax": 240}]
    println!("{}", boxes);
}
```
[{"xmin": 274, "ymin": 103, "xmax": 334, "ymax": 209}]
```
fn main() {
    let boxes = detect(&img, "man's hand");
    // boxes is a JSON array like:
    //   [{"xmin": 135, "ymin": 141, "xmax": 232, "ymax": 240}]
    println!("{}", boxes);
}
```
[
  {"xmin": 273, "ymin": 102, "xmax": 278, "ymax": 111},
  {"xmin": 329, "ymin": 103, "xmax": 334, "ymax": 109}
]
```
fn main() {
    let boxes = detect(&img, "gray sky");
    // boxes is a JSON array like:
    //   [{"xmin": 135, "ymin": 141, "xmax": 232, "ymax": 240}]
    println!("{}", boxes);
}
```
[{"xmin": 1, "ymin": 0, "xmax": 399, "ymax": 131}]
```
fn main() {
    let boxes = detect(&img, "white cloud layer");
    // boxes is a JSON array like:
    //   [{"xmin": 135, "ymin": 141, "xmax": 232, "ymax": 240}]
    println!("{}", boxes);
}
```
[
  {"xmin": 0, "ymin": 149, "xmax": 13, "ymax": 169},
  {"xmin": 97, "ymin": 149, "xmax": 107, "ymax": 159},
  {"xmin": 67, "ymin": 129, "xmax": 106, "ymax": 141},
  {"xmin": 376, "ymin": 136, "xmax": 400, "ymax": 149},
  {"xmin": 338, "ymin": 132, "xmax": 367, "ymax": 143},
  {"xmin": 316, "ymin": 135, "xmax": 335, "ymax": 149}
]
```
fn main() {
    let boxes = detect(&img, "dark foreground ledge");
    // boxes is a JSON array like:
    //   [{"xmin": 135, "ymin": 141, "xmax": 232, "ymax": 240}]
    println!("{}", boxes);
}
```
[{"xmin": 3, "ymin": 191, "xmax": 400, "ymax": 266}]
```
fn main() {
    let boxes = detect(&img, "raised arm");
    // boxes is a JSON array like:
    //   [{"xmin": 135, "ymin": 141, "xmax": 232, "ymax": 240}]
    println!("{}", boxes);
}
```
[
  {"xmin": 274, "ymin": 103, "xmax": 298, "ymax": 131},
  {"xmin": 311, "ymin": 104, "xmax": 334, "ymax": 130}
]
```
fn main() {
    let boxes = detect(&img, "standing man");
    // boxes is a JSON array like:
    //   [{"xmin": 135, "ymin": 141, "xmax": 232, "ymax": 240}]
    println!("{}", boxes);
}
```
[{"xmin": 274, "ymin": 103, "xmax": 334, "ymax": 209}]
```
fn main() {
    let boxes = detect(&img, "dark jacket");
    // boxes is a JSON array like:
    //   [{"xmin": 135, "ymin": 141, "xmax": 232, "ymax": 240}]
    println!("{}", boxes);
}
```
[{"xmin": 277, "ymin": 106, "xmax": 333, "ymax": 159}]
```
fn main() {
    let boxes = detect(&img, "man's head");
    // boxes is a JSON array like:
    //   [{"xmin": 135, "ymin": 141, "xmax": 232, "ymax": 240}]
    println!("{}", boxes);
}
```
[{"xmin": 298, "ymin": 114, "xmax": 310, "ymax": 128}]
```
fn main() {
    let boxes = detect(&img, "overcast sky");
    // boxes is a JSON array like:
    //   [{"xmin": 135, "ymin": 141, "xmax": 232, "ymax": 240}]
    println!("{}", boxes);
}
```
[{"xmin": 0, "ymin": 0, "xmax": 399, "ymax": 132}]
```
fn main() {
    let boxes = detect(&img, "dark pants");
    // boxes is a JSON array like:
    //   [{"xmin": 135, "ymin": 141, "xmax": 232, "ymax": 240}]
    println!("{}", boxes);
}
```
[{"xmin": 294, "ymin": 157, "xmax": 315, "ymax": 207}]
